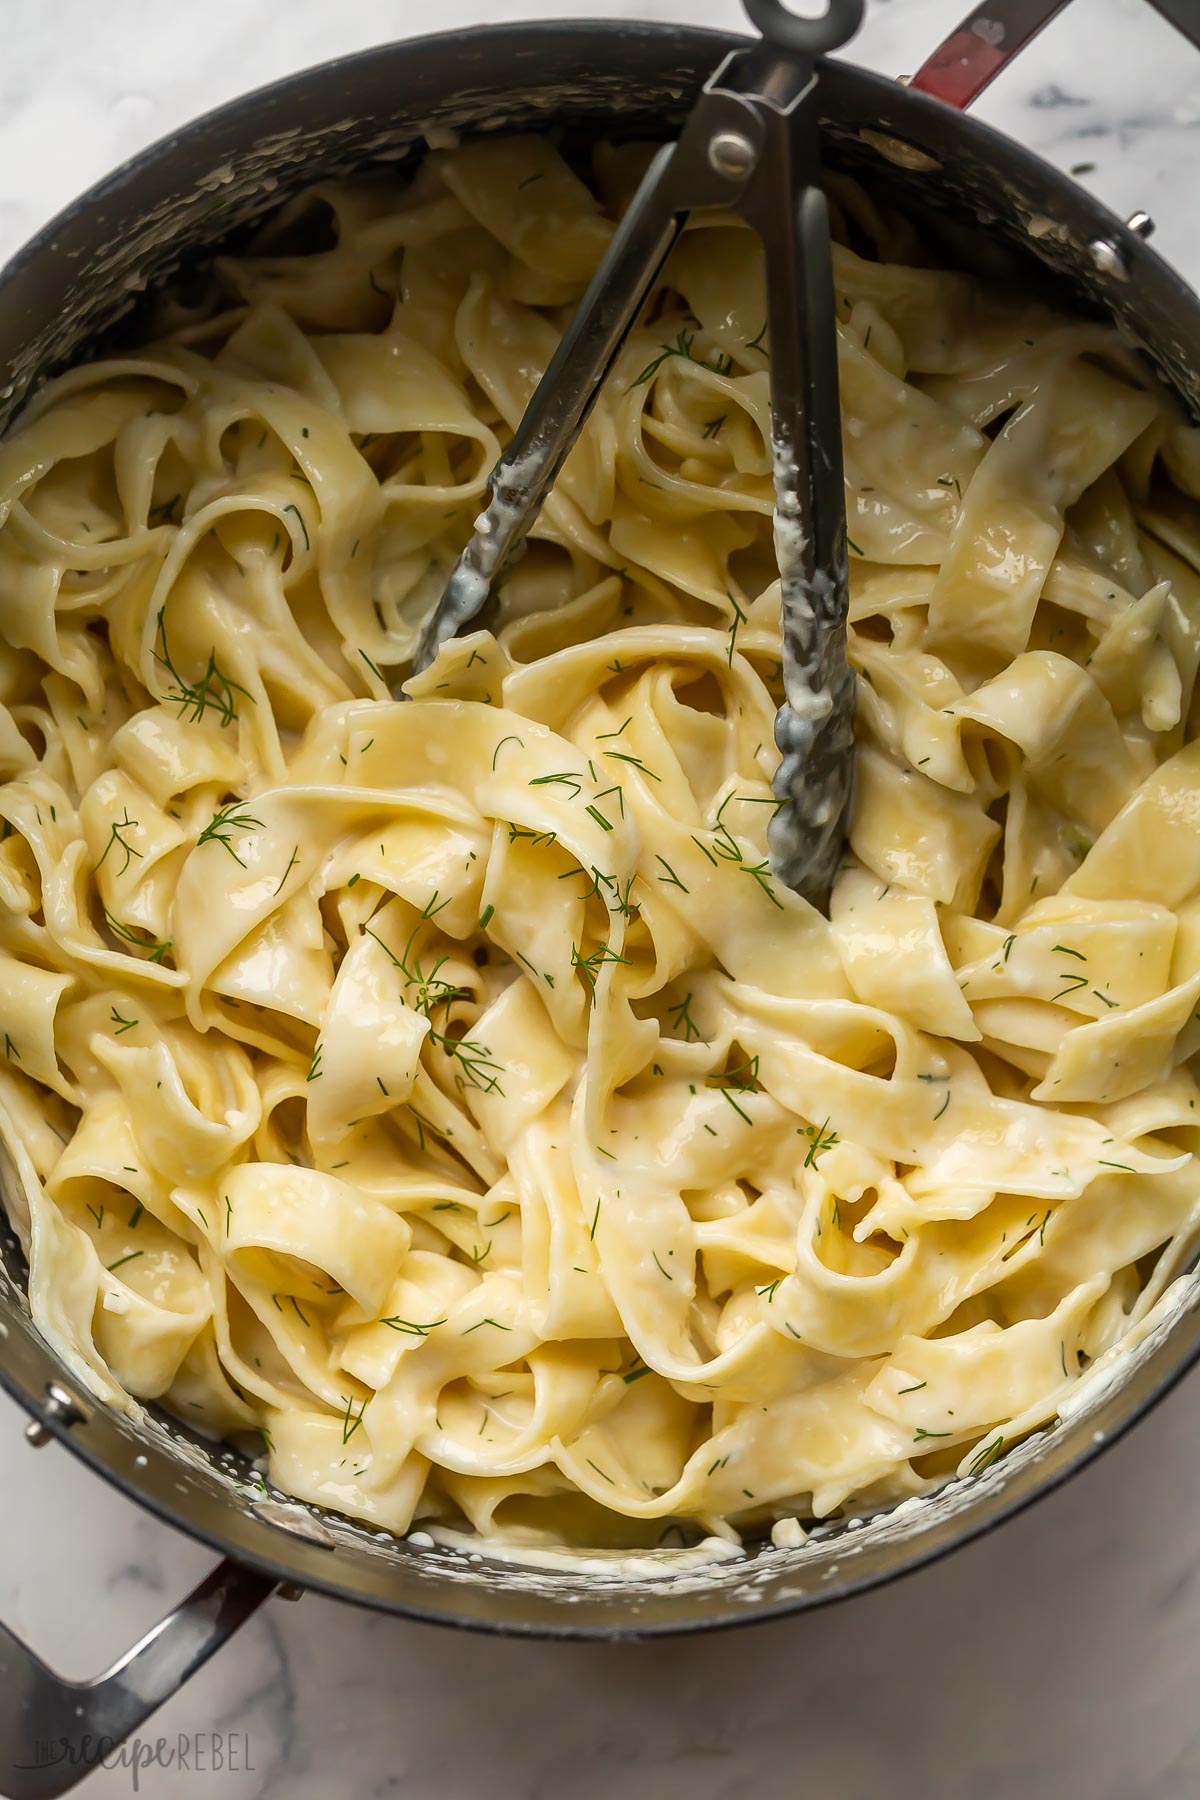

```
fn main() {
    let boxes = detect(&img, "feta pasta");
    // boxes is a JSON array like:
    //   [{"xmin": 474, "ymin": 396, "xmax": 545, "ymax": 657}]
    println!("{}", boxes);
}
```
[{"xmin": 3, "ymin": 135, "xmax": 1200, "ymax": 1549}]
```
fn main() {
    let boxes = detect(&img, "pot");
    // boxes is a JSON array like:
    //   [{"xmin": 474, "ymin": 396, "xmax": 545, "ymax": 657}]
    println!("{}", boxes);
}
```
[{"xmin": 2, "ymin": 13, "xmax": 1199, "ymax": 1795}]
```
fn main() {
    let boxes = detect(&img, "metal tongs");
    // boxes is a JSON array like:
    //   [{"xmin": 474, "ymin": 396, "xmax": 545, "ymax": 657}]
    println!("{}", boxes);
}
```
[{"xmin": 417, "ymin": 0, "xmax": 864, "ymax": 909}]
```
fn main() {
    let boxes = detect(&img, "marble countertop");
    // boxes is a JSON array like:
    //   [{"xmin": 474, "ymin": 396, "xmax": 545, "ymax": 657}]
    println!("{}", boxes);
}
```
[{"xmin": 2, "ymin": 2, "xmax": 1200, "ymax": 1796}]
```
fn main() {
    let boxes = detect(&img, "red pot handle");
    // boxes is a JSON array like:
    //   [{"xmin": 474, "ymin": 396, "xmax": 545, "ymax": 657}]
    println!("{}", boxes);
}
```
[{"xmin": 911, "ymin": 0, "xmax": 1200, "ymax": 113}]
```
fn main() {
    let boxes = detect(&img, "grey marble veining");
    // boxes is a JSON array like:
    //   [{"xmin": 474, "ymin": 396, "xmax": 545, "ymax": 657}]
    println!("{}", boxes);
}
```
[{"xmin": 2, "ymin": 2, "xmax": 1200, "ymax": 1796}]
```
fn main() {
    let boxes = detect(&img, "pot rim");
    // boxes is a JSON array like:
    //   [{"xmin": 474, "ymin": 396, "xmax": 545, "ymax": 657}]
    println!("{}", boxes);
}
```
[{"xmin": 0, "ymin": 15, "xmax": 1198, "ymax": 1641}]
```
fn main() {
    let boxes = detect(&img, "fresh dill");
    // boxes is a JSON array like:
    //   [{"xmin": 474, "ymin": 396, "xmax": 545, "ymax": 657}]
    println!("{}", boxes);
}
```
[
  {"xmin": 603, "ymin": 750, "xmax": 661, "ymax": 782},
  {"xmin": 801, "ymin": 1118, "xmax": 839, "ymax": 1168},
  {"xmin": 967, "ymin": 1435, "xmax": 1005, "ymax": 1474},
  {"xmin": 492, "ymin": 735, "xmax": 524, "ymax": 770},
  {"xmin": 153, "ymin": 607, "xmax": 250, "ymax": 730},
  {"xmin": 726, "ymin": 591, "xmax": 748, "ymax": 668},
  {"xmin": 103, "ymin": 910, "xmax": 172, "ymax": 964},
  {"xmin": 668, "ymin": 991, "xmax": 702, "ymax": 1043},
  {"xmin": 627, "ymin": 328, "xmax": 731, "ymax": 391},
  {"xmin": 283, "ymin": 503, "xmax": 310, "ymax": 551},
  {"xmin": 341, "ymin": 1394, "xmax": 367, "ymax": 1444},
  {"xmin": 529, "ymin": 770, "xmax": 583, "ymax": 797},
  {"xmin": 94, "ymin": 808, "xmax": 143, "ymax": 877},
  {"xmin": 363, "ymin": 919, "xmax": 504, "ymax": 1095},
  {"xmin": 571, "ymin": 939, "xmax": 632, "ymax": 999},
  {"xmin": 273, "ymin": 845, "xmax": 301, "ymax": 896},
  {"xmin": 197, "ymin": 802, "xmax": 264, "ymax": 866},
  {"xmin": 110, "ymin": 1006, "xmax": 138, "ymax": 1036}
]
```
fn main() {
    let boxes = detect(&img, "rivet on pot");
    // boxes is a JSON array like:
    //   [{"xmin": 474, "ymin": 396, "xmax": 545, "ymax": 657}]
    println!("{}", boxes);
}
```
[
  {"xmin": 1125, "ymin": 210, "xmax": 1155, "ymax": 239},
  {"xmin": 24, "ymin": 1380, "xmax": 89, "ymax": 1447}
]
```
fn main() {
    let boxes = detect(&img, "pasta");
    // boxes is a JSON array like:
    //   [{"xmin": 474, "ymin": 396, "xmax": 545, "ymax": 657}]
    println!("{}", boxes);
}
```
[{"xmin": 3, "ymin": 133, "xmax": 1200, "ymax": 1551}]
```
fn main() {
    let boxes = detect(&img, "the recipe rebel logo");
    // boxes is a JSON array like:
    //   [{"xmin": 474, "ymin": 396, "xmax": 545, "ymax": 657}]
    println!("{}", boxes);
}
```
[{"xmin": 15, "ymin": 1730, "xmax": 256, "ymax": 1790}]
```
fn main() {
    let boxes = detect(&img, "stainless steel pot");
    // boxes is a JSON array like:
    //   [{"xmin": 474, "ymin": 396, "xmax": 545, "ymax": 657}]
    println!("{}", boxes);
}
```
[{"xmin": 2, "ymin": 12, "xmax": 1199, "ymax": 1795}]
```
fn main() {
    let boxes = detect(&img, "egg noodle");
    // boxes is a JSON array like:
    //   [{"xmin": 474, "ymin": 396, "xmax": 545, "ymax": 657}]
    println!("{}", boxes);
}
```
[{"xmin": 3, "ymin": 135, "xmax": 1200, "ymax": 1548}]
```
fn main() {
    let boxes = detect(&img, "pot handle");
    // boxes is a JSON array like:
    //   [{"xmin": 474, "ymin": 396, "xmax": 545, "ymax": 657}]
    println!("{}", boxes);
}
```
[
  {"xmin": 0, "ymin": 1558, "xmax": 280, "ymax": 1799},
  {"xmin": 910, "ymin": 0, "xmax": 1200, "ymax": 111}
]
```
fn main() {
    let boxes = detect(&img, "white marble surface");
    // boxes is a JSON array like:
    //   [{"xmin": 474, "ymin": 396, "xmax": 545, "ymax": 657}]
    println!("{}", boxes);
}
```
[{"xmin": 3, "ymin": 2, "xmax": 1200, "ymax": 1796}]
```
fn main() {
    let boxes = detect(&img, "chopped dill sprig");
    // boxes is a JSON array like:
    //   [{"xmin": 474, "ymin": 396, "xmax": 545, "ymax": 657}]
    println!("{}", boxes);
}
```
[
  {"xmin": 967, "ymin": 1435, "xmax": 1005, "ymax": 1474},
  {"xmin": 710, "ymin": 1054, "xmax": 760, "ymax": 1124},
  {"xmin": 603, "ymin": 750, "xmax": 660, "ymax": 782},
  {"xmin": 507, "ymin": 823, "xmax": 558, "ymax": 849},
  {"xmin": 381, "ymin": 1315, "xmax": 446, "ymax": 1337},
  {"xmin": 726, "ymin": 591, "xmax": 748, "ymax": 668},
  {"xmin": 273, "ymin": 845, "xmax": 301, "ymax": 896},
  {"xmin": 570, "ymin": 939, "xmax": 632, "ymax": 1000},
  {"xmin": 94, "ymin": 809, "xmax": 143, "ymax": 877},
  {"xmin": 800, "ymin": 1117, "xmax": 839, "ymax": 1169},
  {"xmin": 283, "ymin": 502, "xmax": 310, "ymax": 551},
  {"xmin": 341, "ymin": 1394, "xmax": 367, "ymax": 1444},
  {"xmin": 154, "ymin": 607, "xmax": 251, "ymax": 730},
  {"xmin": 529, "ymin": 770, "xmax": 583, "ymax": 797},
  {"xmin": 492, "ymin": 734, "xmax": 524, "ymax": 770},
  {"xmin": 110, "ymin": 1006, "xmax": 138, "ymax": 1036},
  {"xmin": 668, "ymin": 991, "xmax": 703, "ymax": 1043},
  {"xmin": 197, "ymin": 802, "xmax": 265, "ymax": 866},
  {"xmin": 628, "ymin": 328, "xmax": 729, "ymax": 391},
  {"xmin": 103, "ymin": 910, "xmax": 172, "ymax": 964}
]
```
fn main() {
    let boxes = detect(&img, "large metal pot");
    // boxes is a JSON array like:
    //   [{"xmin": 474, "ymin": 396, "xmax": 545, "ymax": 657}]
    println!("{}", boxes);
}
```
[{"xmin": 2, "ymin": 14, "xmax": 1199, "ymax": 1794}]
